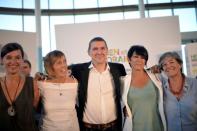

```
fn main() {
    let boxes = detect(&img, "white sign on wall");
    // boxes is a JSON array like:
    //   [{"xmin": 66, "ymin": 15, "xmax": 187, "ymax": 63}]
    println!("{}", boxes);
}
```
[
  {"xmin": 55, "ymin": 16, "xmax": 181, "ymax": 70},
  {"xmin": 185, "ymin": 43, "xmax": 197, "ymax": 78},
  {"xmin": 0, "ymin": 30, "xmax": 38, "ymax": 76}
]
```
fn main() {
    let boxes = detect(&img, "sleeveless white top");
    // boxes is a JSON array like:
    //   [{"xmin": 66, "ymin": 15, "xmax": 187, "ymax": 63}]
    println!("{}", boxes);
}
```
[{"xmin": 38, "ymin": 81, "xmax": 79, "ymax": 131}]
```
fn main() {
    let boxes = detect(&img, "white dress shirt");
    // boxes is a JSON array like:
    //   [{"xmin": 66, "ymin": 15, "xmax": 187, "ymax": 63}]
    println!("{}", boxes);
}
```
[{"xmin": 83, "ymin": 63, "xmax": 117, "ymax": 124}]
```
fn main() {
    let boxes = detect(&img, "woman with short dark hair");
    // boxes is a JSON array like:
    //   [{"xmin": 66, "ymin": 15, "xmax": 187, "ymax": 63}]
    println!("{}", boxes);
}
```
[
  {"xmin": 0, "ymin": 42, "xmax": 39, "ymax": 131},
  {"xmin": 122, "ymin": 45, "xmax": 166, "ymax": 131}
]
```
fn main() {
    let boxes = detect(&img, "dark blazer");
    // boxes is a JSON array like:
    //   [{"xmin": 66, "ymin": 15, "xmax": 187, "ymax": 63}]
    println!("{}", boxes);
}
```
[{"xmin": 70, "ymin": 62, "xmax": 126, "ymax": 130}]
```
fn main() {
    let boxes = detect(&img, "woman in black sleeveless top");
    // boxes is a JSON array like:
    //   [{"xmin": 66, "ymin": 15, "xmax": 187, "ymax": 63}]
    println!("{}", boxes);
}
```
[{"xmin": 0, "ymin": 43, "xmax": 40, "ymax": 131}]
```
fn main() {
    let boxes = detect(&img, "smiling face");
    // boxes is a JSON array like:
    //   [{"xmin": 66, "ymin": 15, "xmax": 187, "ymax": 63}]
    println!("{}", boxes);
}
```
[
  {"xmin": 161, "ymin": 56, "xmax": 182, "ymax": 78},
  {"xmin": 52, "ymin": 56, "xmax": 67, "ymax": 78},
  {"xmin": 128, "ymin": 52, "xmax": 146, "ymax": 71},
  {"xmin": 20, "ymin": 61, "xmax": 31, "ymax": 76},
  {"xmin": 88, "ymin": 40, "xmax": 108, "ymax": 65},
  {"xmin": 2, "ymin": 49, "xmax": 23, "ymax": 75}
]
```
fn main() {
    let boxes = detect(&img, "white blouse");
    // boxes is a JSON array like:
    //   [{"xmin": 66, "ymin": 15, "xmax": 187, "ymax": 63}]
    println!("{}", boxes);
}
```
[{"xmin": 38, "ymin": 82, "xmax": 79, "ymax": 131}]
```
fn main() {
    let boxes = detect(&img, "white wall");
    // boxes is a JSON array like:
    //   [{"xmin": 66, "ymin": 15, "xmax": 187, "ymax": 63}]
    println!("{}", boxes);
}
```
[
  {"xmin": 55, "ymin": 16, "xmax": 181, "ymax": 70},
  {"xmin": 185, "ymin": 42, "xmax": 197, "ymax": 78},
  {"xmin": 0, "ymin": 30, "xmax": 38, "ymax": 76}
]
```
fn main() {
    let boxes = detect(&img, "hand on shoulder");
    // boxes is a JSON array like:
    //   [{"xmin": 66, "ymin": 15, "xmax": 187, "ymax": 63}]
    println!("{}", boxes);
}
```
[
  {"xmin": 66, "ymin": 75, "xmax": 77, "ymax": 83},
  {"xmin": 34, "ymin": 72, "xmax": 48, "ymax": 81},
  {"xmin": 149, "ymin": 65, "xmax": 162, "ymax": 73}
]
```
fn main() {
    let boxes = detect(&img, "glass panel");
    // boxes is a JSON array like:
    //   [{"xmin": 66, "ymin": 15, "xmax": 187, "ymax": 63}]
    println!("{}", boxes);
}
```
[
  {"xmin": 24, "ymin": 0, "xmax": 35, "ymax": 9},
  {"xmin": 123, "ymin": 0, "xmax": 138, "ymax": 5},
  {"xmin": 100, "ymin": 12, "xmax": 123, "ymax": 21},
  {"xmin": 0, "ymin": 15, "xmax": 22, "ymax": 31},
  {"xmin": 41, "ymin": 0, "xmax": 48, "ymax": 9},
  {"xmin": 125, "ymin": 10, "xmax": 148, "ymax": 18},
  {"xmin": 24, "ymin": 16, "xmax": 36, "ymax": 32},
  {"xmin": 145, "ymin": 11, "xmax": 149, "ymax": 17},
  {"xmin": 0, "ymin": 0, "xmax": 22, "ymax": 8},
  {"xmin": 181, "ymin": 45, "xmax": 187, "ymax": 75},
  {"xmin": 49, "ymin": 0, "xmax": 73, "ymax": 9},
  {"xmin": 41, "ymin": 16, "xmax": 50, "ymax": 56},
  {"xmin": 174, "ymin": 8, "xmax": 197, "ymax": 32},
  {"xmin": 50, "ymin": 16, "xmax": 74, "ymax": 50},
  {"xmin": 50, "ymin": 16, "xmax": 74, "ymax": 24},
  {"xmin": 124, "ymin": 11, "xmax": 140, "ymax": 19},
  {"xmin": 148, "ymin": 0, "xmax": 170, "ymax": 4},
  {"xmin": 149, "ymin": 9, "xmax": 172, "ymax": 17},
  {"xmin": 74, "ymin": 0, "xmax": 97, "ymax": 9},
  {"xmin": 75, "ymin": 14, "xmax": 98, "ymax": 23},
  {"xmin": 173, "ymin": 0, "xmax": 194, "ymax": 2},
  {"xmin": 99, "ymin": 0, "xmax": 122, "ymax": 7}
]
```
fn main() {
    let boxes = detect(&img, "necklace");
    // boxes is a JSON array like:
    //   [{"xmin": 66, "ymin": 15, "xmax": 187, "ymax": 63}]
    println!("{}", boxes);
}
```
[
  {"xmin": 4, "ymin": 76, "xmax": 21, "ymax": 116},
  {"xmin": 51, "ymin": 76, "xmax": 67, "ymax": 96},
  {"xmin": 169, "ymin": 77, "xmax": 185, "ymax": 96},
  {"xmin": 59, "ymin": 84, "xmax": 62, "ymax": 96}
]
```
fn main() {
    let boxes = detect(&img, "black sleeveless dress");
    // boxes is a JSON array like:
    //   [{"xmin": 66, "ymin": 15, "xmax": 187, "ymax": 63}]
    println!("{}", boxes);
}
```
[{"xmin": 0, "ymin": 76, "xmax": 39, "ymax": 131}]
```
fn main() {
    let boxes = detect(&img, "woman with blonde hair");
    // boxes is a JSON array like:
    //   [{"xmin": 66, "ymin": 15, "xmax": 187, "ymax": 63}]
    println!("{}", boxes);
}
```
[{"xmin": 38, "ymin": 50, "xmax": 79, "ymax": 131}]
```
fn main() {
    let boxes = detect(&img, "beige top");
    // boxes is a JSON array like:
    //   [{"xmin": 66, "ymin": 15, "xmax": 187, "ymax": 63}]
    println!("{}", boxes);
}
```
[{"xmin": 38, "ymin": 81, "xmax": 79, "ymax": 131}]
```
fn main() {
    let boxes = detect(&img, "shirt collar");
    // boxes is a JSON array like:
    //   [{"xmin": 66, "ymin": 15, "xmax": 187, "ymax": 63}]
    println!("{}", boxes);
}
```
[
  {"xmin": 163, "ymin": 78, "xmax": 169, "ymax": 89},
  {"xmin": 88, "ymin": 62, "xmax": 110, "ymax": 71},
  {"xmin": 163, "ymin": 75, "xmax": 190, "ymax": 90},
  {"xmin": 183, "ymin": 77, "xmax": 190, "ymax": 89}
]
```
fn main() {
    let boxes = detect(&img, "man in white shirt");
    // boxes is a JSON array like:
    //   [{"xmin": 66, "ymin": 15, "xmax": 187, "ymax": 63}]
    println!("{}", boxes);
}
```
[{"xmin": 71, "ymin": 37, "xmax": 126, "ymax": 131}]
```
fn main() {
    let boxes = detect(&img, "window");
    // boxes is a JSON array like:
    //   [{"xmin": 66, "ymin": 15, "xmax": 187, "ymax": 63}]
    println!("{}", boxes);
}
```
[
  {"xmin": 74, "ymin": 0, "xmax": 97, "ymax": 9},
  {"xmin": 41, "ymin": 16, "xmax": 50, "ymax": 56},
  {"xmin": 124, "ymin": 11, "xmax": 140, "ymax": 19},
  {"xmin": 24, "ymin": 0, "xmax": 35, "ymax": 9},
  {"xmin": 149, "ymin": 9, "xmax": 172, "ymax": 17},
  {"xmin": 123, "ymin": 0, "xmax": 138, "ymax": 5},
  {"xmin": 99, "ymin": 0, "xmax": 122, "ymax": 7},
  {"xmin": 0, "ymin": 0, "xmax": 22, "ymax": 8},
  {"xmin": 100, "ymin": 12, "xmax": 123, "ymax": 21},
  {"xmin": 41, "ymin": 0, "xmax": 48, "ymax": 9},
  {"xmin": 148, "ymin": 0, "xmax": 170, "ymax": 4},
  {"xmin": 24, "ymin": 16, "xmax": 36, "ymax": 32},
  {"xmin": 181, "ymin": 45, "xmax": 187, "ymax": 75},
  {"xmin": 75, "ymin": 14, "xmax": 99, "ymax": 23},
  {"xmin": 0, "ymin": 15, "xmax": 22, "ymax": 31},
  {"xmin": 174, "ymin": 8, "xmax": 197, "ymax": 32},
  {"xmin": 50, "ymin": 16, "xmax": 74, "ymax": 50},
  {"xmin": 173, "ymin": 0, "xmax": 194, "ymax": 2},
  {"xmin": 49, "ymin": 0, "xmax": 73, "ymax": 9}
]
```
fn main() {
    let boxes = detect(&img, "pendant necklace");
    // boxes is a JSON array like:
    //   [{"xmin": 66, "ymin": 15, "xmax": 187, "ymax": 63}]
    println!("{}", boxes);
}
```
[
  {"xmin": 59, "ymin": 76, "xmax": 68, "ymax": 96},
  {"xmin": 54, "ymin": 76, "xmax": 67, "ymax": 96},
  {"xmin": 59, "ymin": 84, "xmax": 62, "ymax": 96},
  {"xmin": 4, "ymin": 76, "xmax": 21, "ymax": 116},
  {"xmin": 169, "ymin": 76, "xmax": 185, "ymax": 99}
]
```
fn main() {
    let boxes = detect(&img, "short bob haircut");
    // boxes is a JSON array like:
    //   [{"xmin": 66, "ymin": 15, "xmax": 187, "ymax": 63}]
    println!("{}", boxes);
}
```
[
  {"xmin": 159, "ymin": 51, "xmax": 183, "ymax": 72},
  {"xmin": 127, "ymin": 45, "xmax": 149, "ymax": 65},
  {"xmin": 88, "ymin": 37, "xmax": 108, "ymax": 52},
  {"xmin": 1, "ymin": 42, "xmax": 24, "ymax": 59},
  {"xmin": 43, "ymin": 50, "xmax": 65, "ymax": 76},
  {"xmin": 24, "ymin": 59, "xmax": 32, "ymax": 68}
]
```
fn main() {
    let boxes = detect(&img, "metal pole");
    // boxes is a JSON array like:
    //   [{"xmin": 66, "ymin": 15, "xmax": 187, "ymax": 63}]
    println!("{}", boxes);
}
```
[
  {"xmin": 35, "ymin": 0, "xmax": 43, "ymax": 72},
  {"xmin": 138, "ymin": 0, "xmax": 145, "ymax": 18}
]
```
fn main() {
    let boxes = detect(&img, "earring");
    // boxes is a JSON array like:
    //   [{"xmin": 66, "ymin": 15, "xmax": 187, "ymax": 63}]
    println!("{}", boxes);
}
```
[{"xmin": 67, "ymin": 69, "xmax": 72, "ymax": 76}]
